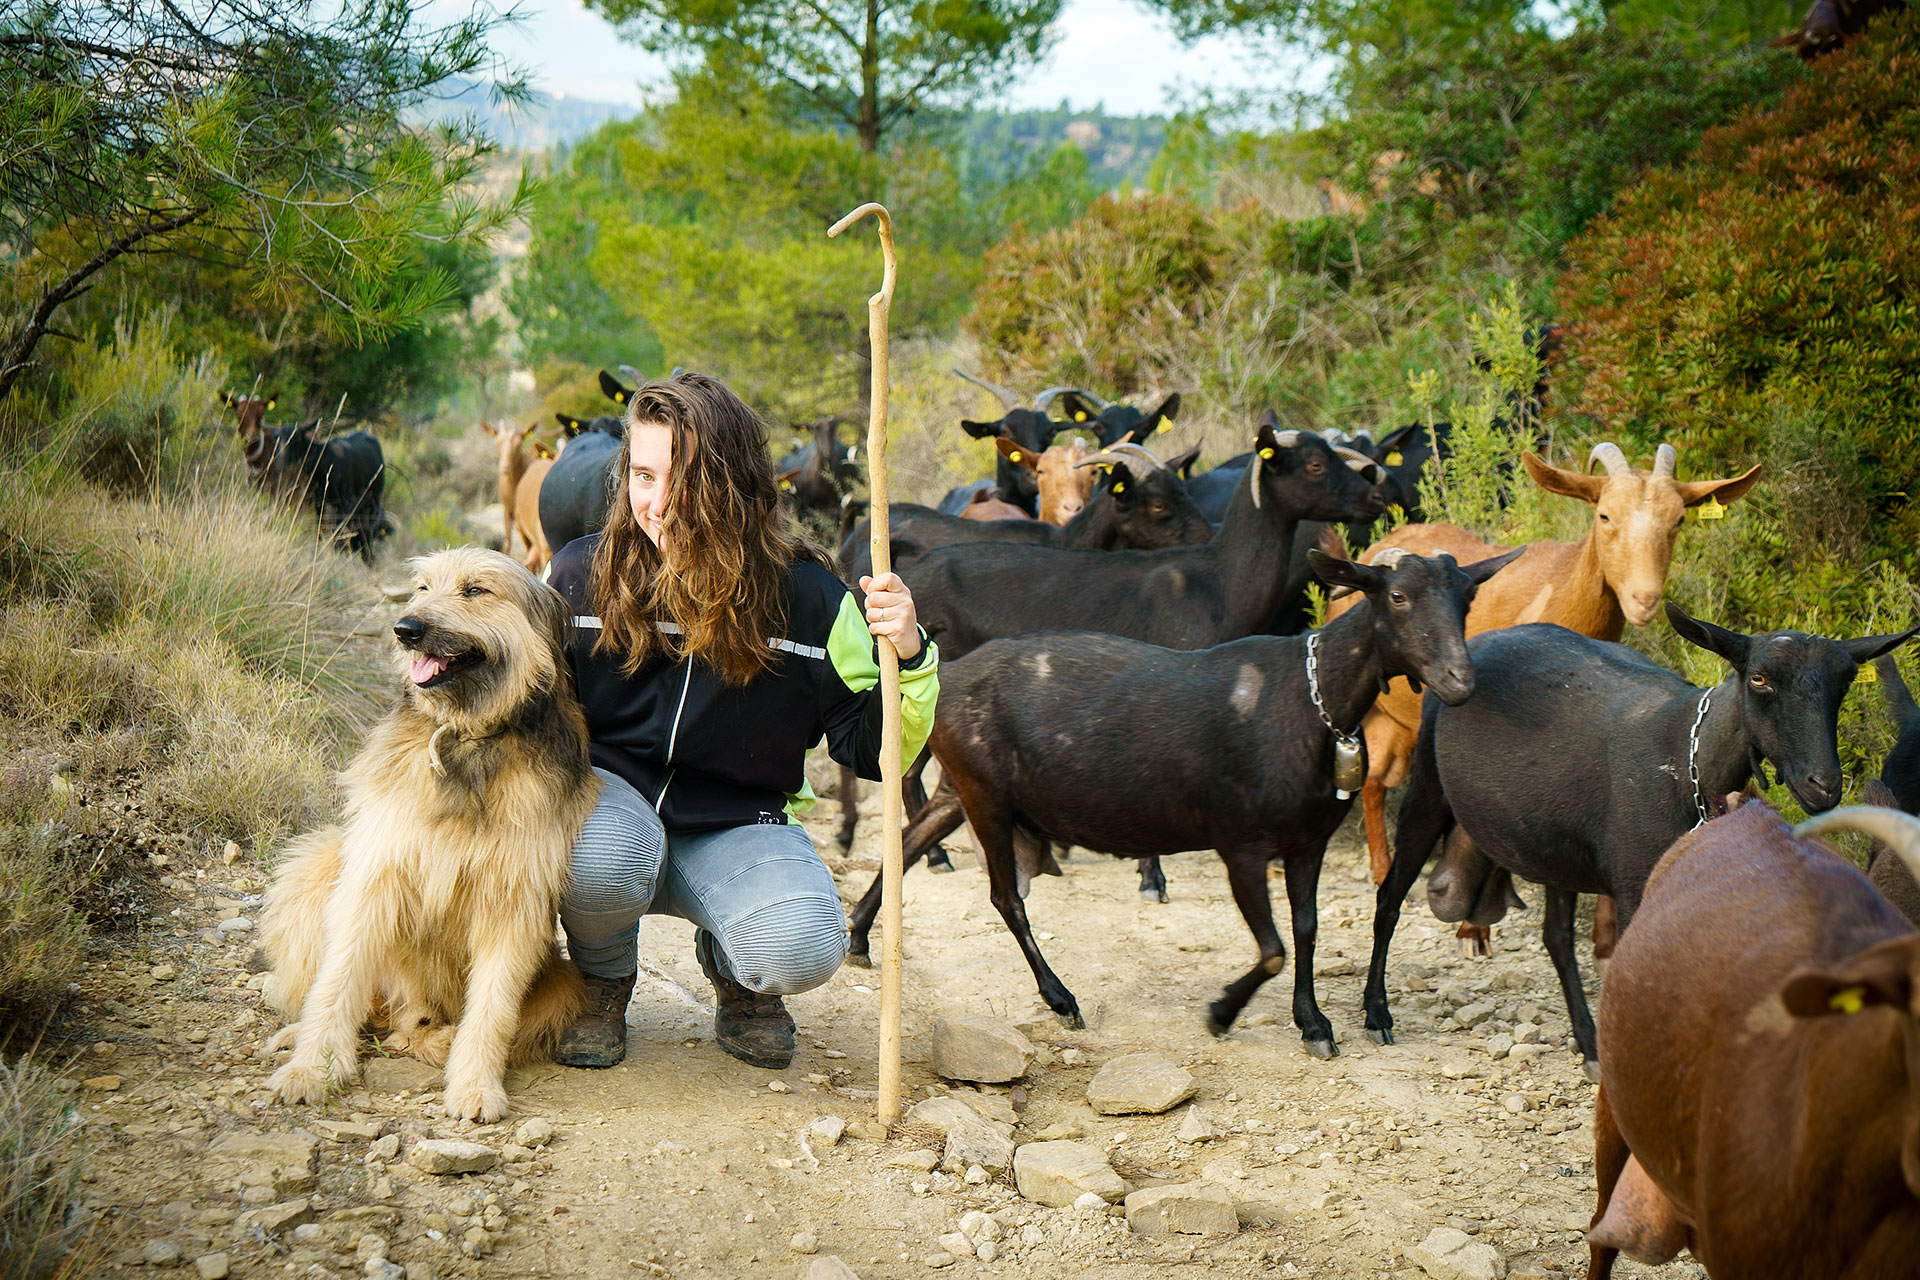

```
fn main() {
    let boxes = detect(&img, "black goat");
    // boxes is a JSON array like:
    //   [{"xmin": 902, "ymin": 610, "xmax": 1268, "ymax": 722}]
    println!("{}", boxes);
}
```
[
  {"xmin": 251, "ymin": 424, "xmax": 390, "ymax": 562},
  {"xmin": 1047, "ymin": 387, "xmax": 1182, "ymax": 448},
  {"xmin": 539, "ymin": 414, "xmax": 625, "ymax": 556},
  {"xmin": 775, "ymin": 415, "xmax": 861, "ymax": 542},
  {"xmin": 1363, "ymin": 605, "xmax": 1919, "ymax": 1075},
  {"xmin": 947, "ymin": 372, "xmax": 1183, "ymax": 515},
  {"xmin": 853, "ymin": 422, "xmax": 1385, "ymax": 902},
  {"xmin": 854, "ymin": 548, "xmax": 1518, "ymax": 1051},
  {"xmin": 1864, "ymin": 657, "xmax": 1920, "ymax": 922}
]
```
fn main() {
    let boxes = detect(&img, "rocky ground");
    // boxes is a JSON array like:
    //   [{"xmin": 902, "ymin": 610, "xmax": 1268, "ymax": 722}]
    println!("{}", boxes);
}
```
[{"xmin": 41, "ymin": 750, "xmax": 1704, "ymax": 1280}]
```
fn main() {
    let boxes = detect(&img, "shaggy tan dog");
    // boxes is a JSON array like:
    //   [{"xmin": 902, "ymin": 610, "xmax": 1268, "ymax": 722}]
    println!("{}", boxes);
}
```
[{"xmin": 263, "ymin": 548, "xmax": 599, "ymax": 1121}]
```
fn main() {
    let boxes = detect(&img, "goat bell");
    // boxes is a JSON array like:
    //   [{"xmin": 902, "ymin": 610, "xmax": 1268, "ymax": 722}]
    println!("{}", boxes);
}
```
[{"xmin": 1332, "ymin": 731, "xmax": 1368, "ymax": 799}]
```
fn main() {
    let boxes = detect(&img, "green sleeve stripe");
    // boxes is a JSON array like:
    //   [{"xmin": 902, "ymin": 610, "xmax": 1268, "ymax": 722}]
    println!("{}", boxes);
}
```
[
  {"xmin": 828, "ymin": 594, "xmax": 940, "ymax": 765},
  {"xmin": 829, "ymin": 593, "xmax": 880, "ymax": 692}
]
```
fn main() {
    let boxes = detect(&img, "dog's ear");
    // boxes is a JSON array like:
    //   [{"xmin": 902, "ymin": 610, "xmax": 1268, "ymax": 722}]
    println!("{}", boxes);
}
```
[{"xmin": 531, "ymin": 576, "xmax": 572, "ymax": 670}]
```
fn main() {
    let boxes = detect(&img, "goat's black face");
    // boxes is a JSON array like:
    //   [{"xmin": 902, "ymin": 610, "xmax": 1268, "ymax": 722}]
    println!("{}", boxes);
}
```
[
  {"xmin": 1313, "ymin": 548, "xmax": 1523, "ymax": 705},
  {"xmin": 1100, "ymin": 464, "xmax": 1215, "ymax": 548},
  {"xmin": 1256, "ymin": 424, "xmax": 1387, "ymax": 524},
  {"xmin": 1668, "ymin": 603, "xmax": 1920, "ymax": 813},
  {"xmin": 964, "ymin": 409, "xmax": 1056, "ymax": 504}
]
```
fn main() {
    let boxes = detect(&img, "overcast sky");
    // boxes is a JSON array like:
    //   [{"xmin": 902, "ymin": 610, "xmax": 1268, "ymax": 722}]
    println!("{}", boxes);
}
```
[{"xmin": 482, "ymin": 0, "xmax": 1297, "ymax": 115}]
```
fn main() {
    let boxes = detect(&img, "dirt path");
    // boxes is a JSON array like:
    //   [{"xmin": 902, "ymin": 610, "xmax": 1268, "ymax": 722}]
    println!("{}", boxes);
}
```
[{"xmin": 61, "ymin": 761, "xmax": 1701, "ymax": 1280}]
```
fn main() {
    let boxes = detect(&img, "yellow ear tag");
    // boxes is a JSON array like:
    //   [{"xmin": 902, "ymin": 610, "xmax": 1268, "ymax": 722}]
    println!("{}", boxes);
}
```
[
  {"xmin": 1156, "ymin": 417, "xmax": 1170, "ymax": 433},
  {"xmin": 1259, "ymin": 448, "xmax": 1275, "ymax": 460},
  {"xmin": 1112, "ymin": 481, "xmax": 1125, "ymax": 493},
  {"xmin": 616, "ymin": 392, "xmax": 626, "ymax": 404},
  {"xmin": 1386, "ymin": 451, "xmax": 1404, "ymax": 467},
  {"xmin": 779, "ymin": 480, "xmax": 790, "ymax": 490},
  {"xmin": 1008, "ymin": 450, "xmax": 1022, "ymax": 462},
  {"xmin": 1074, "ymin": 412, "xmax": 1088, "ymax": 422},
  {"xmin": 1698, "ymin": 496, "xmax": 1727, "ymax": 520},
  {"xmin": 266, "ymin": 399, "xmax": 276, "ymax": 410},
  {"xmin": 1858, "ymin": 663, "xmax": 1878, "ymax": 684},
  {"xmin": 1828, "ymin": 986, "xmax": 1867, "ymax": 1014}
]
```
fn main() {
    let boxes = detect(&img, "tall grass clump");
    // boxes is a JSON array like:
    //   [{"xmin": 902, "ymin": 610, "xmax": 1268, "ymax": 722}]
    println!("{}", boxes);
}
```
[{"xmin": 0, "ymin": 1058, "xmax": 99, "ymax": 1280}]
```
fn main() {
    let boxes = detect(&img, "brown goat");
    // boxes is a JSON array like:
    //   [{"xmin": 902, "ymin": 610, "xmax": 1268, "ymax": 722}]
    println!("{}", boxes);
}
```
[
  {"xmin": 1588, "ymin": 799, "xmax": 1920, "ymax": 1279},
  {"xmin": 1330, "ymin": 442, "xmax": 1761, "ymax": 950},
  {"xmin": 484, "ymin": 421, "xmax": 536, "ymax": 558},
  {"xmin": 994, "ymin": 434, "xmax": 1092, "ymax": 525},
  {"xmin": 958, "ymin": 489, "xmax": 1034, "ymax": 523}
]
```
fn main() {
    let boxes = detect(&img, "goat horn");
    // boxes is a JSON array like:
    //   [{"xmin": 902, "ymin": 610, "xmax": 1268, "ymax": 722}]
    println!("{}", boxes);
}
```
[
  {"xmin": 1795, "ymin": 805, "xmax": 1920, "ymax": 888},
  {"xmin": 1250, "ymin": 453, "xmax": 1264, "ymax": 510},
  {"xmin": 1273, "ymin": 430, "xmax": 1302, "ymax": 448},
  {"xmin": 1370, "ymin": 547, "xmax": 1412, "ymax": 568},
  {"xmin": 1333, "ymin": 444, "xmax": 1387, "ymax": 483},
  {"xmin": 954, "ymin": 369, "xmax": 1020, "ymax": 411},
  {"xmin": 1104, "ymin": 442, "xmax": 1165, "ymax": 471},
  {"xmin": 618, "ymin": 364, "xmax": 644, "ymax": 384},
  {"xmin": 1589, "ymin": 442, "xmax": 1632, "ymax": 477},
  {"xmin": 1036, "ymin": 386, "xmax": 1112, "ymax": 413},
  {"xmin": 1653, "ymin": 443, "xmax": 1677, "ymax": 478},
  {"xmin": 1075, "ymin": 450, "xmax": 1144, "ymax": 472}
]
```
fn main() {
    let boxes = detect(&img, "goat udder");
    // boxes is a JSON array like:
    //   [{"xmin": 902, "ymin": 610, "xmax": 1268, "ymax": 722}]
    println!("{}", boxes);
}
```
[{"xmin": 1588, "ymin": 1156, "xmax": 1688, "ymax": 1265}]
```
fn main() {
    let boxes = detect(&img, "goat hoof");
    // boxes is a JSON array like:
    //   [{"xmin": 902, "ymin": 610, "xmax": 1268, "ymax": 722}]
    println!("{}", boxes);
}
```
[
  {"xmin": 1365, "ymin": 1027, "xmax": 1393, "ymax": 1046},
  {"xmin": 1302, "ymin": 1038, "xmax": 1338, "ymax": 1060},
  {"xmin": 1139, "ymin": 888, "xmax": 1169, "ymax": 904},
  {"xmin": 927, "ymin": 857, "xmax": 955, "ymax": 875},
  {"xmin": 1458, "ymin": 936, "xmax": 1491, "ymax": 959},
  {"xmin": 1061, "ymin": 1011, "xmax": 1085, "ymax": 1031},
  {"xmin": 1583, "ymin": 1059, "xmax": 1603, "ymax": 1084},
  {"xmin": 844, "ymin": 950, "xmax": 872, "ymax": 969}
]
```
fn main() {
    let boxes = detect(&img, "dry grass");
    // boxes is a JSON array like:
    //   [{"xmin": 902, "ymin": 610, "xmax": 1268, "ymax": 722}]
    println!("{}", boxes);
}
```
[{"xmin": 0, "ymin": 1057, "xmax": 100, "ymax": 1280}]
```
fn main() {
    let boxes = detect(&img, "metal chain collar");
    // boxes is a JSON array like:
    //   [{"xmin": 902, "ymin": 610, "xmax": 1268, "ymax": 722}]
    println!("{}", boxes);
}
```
[
  {"xmin": 1687, "ymin": 686, "xmax": 1715, "ymax": 828},
  {"xmin": 1306, "ymin": 632, "xmax": 1362, "ymax": 747}
]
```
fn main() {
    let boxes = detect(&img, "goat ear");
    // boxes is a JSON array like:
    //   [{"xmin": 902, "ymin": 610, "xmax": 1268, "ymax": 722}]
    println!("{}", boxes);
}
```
[
  {"xmin": 598, "ymin": 369, "xmax": 632, "ymax": 406},
  {"xmin": 1148, "ymin": 392, "xmax": 1181, "ymax": 432},
  {"xmin": 1779, "ymin": 937, "xmax": 1920, "ymax": 1019},
  {"xmin": 1521, "ymin": 452, "xmax": 1606, "ymax": 505},
  {"xmin": 1309, "ymin": 547, "xmax": 1377, "ymax": 592},
  {"xmin": 1665, "ymin": 601, "xmax": 1752, "ymax": 670},
  {"xmin": 1255, "ymin": 420, "xmax": 1300, "ymax": 458},
  {"xmin": 1166, "ymin": 443, "xmax": 1202, "ymax": 479},
  {"xmin": 994, "ymin": 435, "xmax": 1038, "ymax": 472},
  {"xmin": 1104, "ymin": 462, "xmax": 1138, "ymax": 500},
  {"xmin": 222, "ymin": 390, "xmax": 237, "ymax": 408},
  {"xmin": 1462, "ymin": 546, "xmax": 1526, "ymax": 585},
  {"xmin": 960, "ymin": 418, "xmax": 1005, "ymax": 440},
  {"xmin": 555, "ymin": 413, "xmax": 584, "ymax": 436},
  {"xmin": 1376, "ymin": 422, "xmax": 1422, "ymax": 455},
  {"xmin": 1839, "ymin": 625, "xmax": 1920, "ymax": 665},
  {"xmin": 1059, "ymin": 392, "xmax": 1097, "ymax": 424},
  {"xmin": 1678, "ymin": 463, "xmax": 1763, "ymax": 509},
  {"xmin": 264, "ymin": 392, "xmax": 278, "ymax": 410},
  {"xmin": 1879, "ymin": 657, "xmax": 1920, "ymax": 731}
]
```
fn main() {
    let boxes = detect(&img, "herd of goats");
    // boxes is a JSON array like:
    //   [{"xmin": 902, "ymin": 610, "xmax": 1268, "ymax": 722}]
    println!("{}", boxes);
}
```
[{"xmin": 221, "ymin": 355, "xmax": 1920, "ymax": 1276}]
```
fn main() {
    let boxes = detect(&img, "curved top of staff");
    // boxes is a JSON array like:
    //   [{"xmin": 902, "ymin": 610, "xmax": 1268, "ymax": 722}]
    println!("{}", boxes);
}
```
[{"xmin": 828, "ymin": 203, "xmax": 896, "ymax": 312}]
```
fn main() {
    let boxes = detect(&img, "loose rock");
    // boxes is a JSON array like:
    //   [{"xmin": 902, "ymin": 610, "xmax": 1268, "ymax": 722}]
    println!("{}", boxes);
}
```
[
  {"xmin": 361, "ymin": 1057, "xmax": 440, "ymax": 1092},
  {"xmin": 514, "ymin": 1117, "xmax": 555, "ymax": 1148},
  {"xmin": 804, "ymin": 1259, "xmax": 861, "ymax": 1280},
  {"xmin": 217, "ymin": 917, "xmax": 252, "ymax": 934},
  {"xmin": 1012, "ymin": 1141, "xmax": 1129, "ymax": 1207},
  {"xmin": 931, "ymin": 1015, "xmax": 1034, "ymax": 1083},
  {"xmin": 1124, "ymin": 1183, "xmax": 1238, "ymax": 1237},
  {"xmin": 207, "ymin": 1133, "xmax": 318, "ymax": 1189},
  {"xmin": 1175, "ymin": 1105, "xmax": 1219, "ymax": 1143},
  {"xmin": 923, "ymin": 1253, "xmax": 954, "ymax": 1269},
  {"xmin": 886, "ymin": 1149, "xmax": 940, "ymax": 1172},
  {"xmin": 194, "ymin": 1255, "xmax": 230, "ymax": 1280},
  {"xmin": 790, "ymin": 1231, "xmax": 819, "ymax": 1255},
  {"xmin": 807, "ymin": 1115, "xmax": 846, "ymax": 1147},
  {"xmin": 234, "ymin": 1198, "xmax": 315, "ymax": 1236},
  {"xmin": 936, "ymin": 1231, "xmax": 973, "ymax": 1258},
  {"xmin": 143, "ymin": 1240, "xmax": 184, "ymax": 1267},
  {"xmin": 958, "ymin": 1211, "xmax": 999, "ymax": 1243},
  {"xmin": 941, "ymin": 1115, "xmax": 1014, "ymax": 1176},
  {"xmin": 368, "ymin": 1134, "xmax": 400, "ymax": 1162},
  {"xmin": 312, "ymin": 1119, "xmax": 382, "ymax": 1143},
  {"xmin": 1085, "ymin": 1054, "xmax": 1196, "ymax": 1115},
  {"xmin": 407, "ymin": 1140, "xmax": 497, "ymax": 1175},
  {"xmin": 1407, "ymin": 1227, "xmax": 1507, "ymax": 1280},
  {"xmin": 82, "ymin": 1075, "xmax": 121, "ymax": 1092}
]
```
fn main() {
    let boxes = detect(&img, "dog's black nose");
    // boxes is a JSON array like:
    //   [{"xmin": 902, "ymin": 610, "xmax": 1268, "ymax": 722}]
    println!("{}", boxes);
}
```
[{"xmin": 394, "ymin": 616, "xmax": 426, "ymax": 645}]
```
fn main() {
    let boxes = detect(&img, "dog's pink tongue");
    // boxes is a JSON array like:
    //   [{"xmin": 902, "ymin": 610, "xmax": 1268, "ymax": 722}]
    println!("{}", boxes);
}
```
[{"xmin": 408, "ymin": 654, "xmax": 446, "ymax": 685}]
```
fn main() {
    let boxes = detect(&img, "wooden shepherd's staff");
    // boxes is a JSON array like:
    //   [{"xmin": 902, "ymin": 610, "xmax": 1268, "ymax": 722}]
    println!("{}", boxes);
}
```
[{"xmin": 827, "ymin": 202, "xmax": 905, "ymax": 1126}]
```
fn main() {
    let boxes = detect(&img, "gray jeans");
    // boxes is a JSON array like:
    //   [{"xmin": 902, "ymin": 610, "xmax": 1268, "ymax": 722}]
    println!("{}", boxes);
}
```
[{"xmin": 562, "ymin": 768, "xmax": 848, "ymax": 993}]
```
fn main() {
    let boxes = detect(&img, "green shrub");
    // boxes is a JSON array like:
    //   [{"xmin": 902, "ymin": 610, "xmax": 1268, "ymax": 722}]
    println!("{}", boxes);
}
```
[
  {"xmin": 1557, "ymin": 9, "xmax": 1920, "ymax": 559},
  {"xmin": 42, "ymin": 309, "xmax": 226, "ymax": 491}
]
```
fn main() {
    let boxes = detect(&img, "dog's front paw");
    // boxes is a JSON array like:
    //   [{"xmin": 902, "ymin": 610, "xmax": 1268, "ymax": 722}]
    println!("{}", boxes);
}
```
[
  {"xmin": 442, "ymin": 1077, "xmax": 511, "ymax": 1123},
  {"xmin": 269, "ymin": 1061, "xmax": 332, "ymax": 1106},
  {"xmin": 266, "ymin": 1024, "xmax": 299, "ymax": 1054}
]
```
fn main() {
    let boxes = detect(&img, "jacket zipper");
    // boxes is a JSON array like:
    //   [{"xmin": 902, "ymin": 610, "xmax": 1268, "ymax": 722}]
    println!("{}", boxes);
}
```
[{"xmin": 656, "ymin": 660, "xmax": 694, "ymax": 809}]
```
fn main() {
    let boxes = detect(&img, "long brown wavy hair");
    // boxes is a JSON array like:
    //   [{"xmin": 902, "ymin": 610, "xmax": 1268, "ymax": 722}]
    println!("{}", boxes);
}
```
[{"xmin": 591, "ymin": 373, "xmax": 828, "ymax": 686}]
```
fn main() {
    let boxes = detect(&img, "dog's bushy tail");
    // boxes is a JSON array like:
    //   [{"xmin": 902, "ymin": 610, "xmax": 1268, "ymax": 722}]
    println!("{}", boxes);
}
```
[
  {"xmin": 510, "ymin": 953, "xmax": 588, "ymax": 1064},
  {"xmin": 260, "ymin": 827, "xmax": 345, "ymax": 1020}
]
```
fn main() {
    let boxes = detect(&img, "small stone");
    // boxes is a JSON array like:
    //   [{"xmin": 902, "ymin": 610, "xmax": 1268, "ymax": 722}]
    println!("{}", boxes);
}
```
[
  {"xmin": 1033, "ymin": 1121, "xmax": 1082, "ymax": 1141},
  {"xmin": 942, "ymin": 1118, "xmax": 1014, "ymax": 1176},
  {"xmin": 769, "ymin": 1080, "xmax": 791, "ymax": 1093},
  {"xmin": 976, "ymin": 1240, "xmax": 998, "ymax": 1262},
  {"xmin": 82, "ymin": 1075, "xmax": 121, "ymax": 1092},
  {"xmin": 1407, "ymin": 1226, "xmax": 1507, "ymax": 1280},
  {"xmin": 151, "ymin": 965, "xmax": 177, "ymax": 981},
  {"xmin": 1124, "ymin": 1183, "xmax": 1238, "ymax": 1237},
  {"xmin": 1175, "ymin": 1105, "xmax": 1219, "ymax": 1143},
  {"xmin": 291, "ymin": 1225, "xmax": 325, "ymax": 1245},
  {"xmin": 369, "ymin": 1134, "xmax": 400, "ymax": 1161},
  {"xmin": 957, "ymin": 1091, "xmax": 1018, "ymax": 1125},
  {"xmin": 962, "ymin": 1164, "xmax": 988, "ymax": 1185},
  {"xmin": 143, "ymin": 1240, "xmax": 184, "ymax": 1266},
  {"xmin": 886, "ymin": 1149, "xmax": 940, "ymax": 1172},
  {"xmin": 923, "ymin": 1253, "xmax": 954, "ymax": 1268},
  {"xmin": 1073, "ymin": 1191, "xmax": 1109, "ymax": 1210},
  {"xmin": 312, "ymin": 1119, "xmax": 383, "ymax": 1142},
  {"xmin": 223, "ymin": 840, "xmax": 243, "ymax": 865},
  {"xmin": 805, "ymin": 1259, "xmax": 861, "ymax": 1280},
  {"xmin": 217, "ymin": 917, "xmax": 252, "ymax": 934},
  {"xmin": 1085, "ymin": 1054, "xmax": 1196, "ymax": 1115},
  {"xmin": 958, "ymin": 1210, "xmax": 997, "ymax": 1242},
  {"xmin": 807, "ymin": 1115, "xmax": 846, "ymax": 1147},
  {"xmin": 407, "ymin": 1140, "xmax": 497, "ymax": 1175},
  {"xmin": 1012, "ymin": 1141, "xmax": 1128, "ymax": 1207},
  {"xmin": 1501, "ymin": 1094, "xmax": 1529, "ymax": 1115},
  {"xmin": 194, "ymin": 1254, "xmax": 230, "ymax": 1280},
  {"xmin": 844, "ymin": 1119, "xmax": 885, "ymax": 1141},
  {"xmin": 355, "ymin": 1233, "xmax": 390, "ymax": 1262},
  {"xmin": 1485, "ymin": 1034, "xmax": 1515, "ymax": 1060},
  {"xmin": 513, "ymin": 1117, "xmax": 554, "ymax": 1148},
  {"xmin": 932, "ymin": 1015, "xmax": 1034, "ymax": 1084},
  {"xmin": 364, "ymin": 1262, "xmax": 405, "ymax": 1280},
  {"xmin": 1512, "ymin": 1022, "xmax": 1541, "ymax": 1045},
  {"xmin": 183, "ymin": 1029, "xmax": 208, "ymax": 1045},
  {"xmin": 790, "ymin": 1231, "xmax": 819, "ymax": 1255},
  {"xmin": 1454, "ymin": 1001, "xmax": 1495, "ymax": 1029},
  {"xmin": 937, "ymin": 1232, "xmax": 973, "ymax": 1258},
  {"xmin": 500, "ymin": 1143, "xmax": 536, "ymax": 1162},
  {"xmin": 234, "ymin": 1198, "xmax": 315, "ymax": 1235},
  {"xmin": 1060, "ymin": 1048, "xmax": 1085, "ymax": 1067},
  {"xmin": 361, "ymin": 1057, "xmax": 439, "ymax": 1092},
  {"xmin": 1508, "ymin": 1043, "xmax": 1546, "ymax": 1062}
]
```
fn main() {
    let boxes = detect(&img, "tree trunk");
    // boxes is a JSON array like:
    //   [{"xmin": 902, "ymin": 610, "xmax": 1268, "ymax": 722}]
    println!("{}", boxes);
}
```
[
  {"xmin": 857, "ymin": 0, "xmax": 880, "ymax": 152},
  {"xmin": 0, "ymin": 209, "xmax": 203, "ymax": 400}
]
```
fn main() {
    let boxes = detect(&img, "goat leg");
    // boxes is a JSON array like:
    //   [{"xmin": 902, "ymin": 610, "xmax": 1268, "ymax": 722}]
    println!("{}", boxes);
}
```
[
  {"xmin": 835, "ymin": 763, "xmax": 860, "ymax": 850},
  {"xmin": 1281, "ymin": 849, "xmax": 1336, "ymax": 1055},
  {"xmin": 1364, "ymin": 732, "xmax": 1455, "ymax": 1044},
  {"xmin": 974, "ymin": 812, "xmax": 1082, "ymax": 1028},
  {"xmin": 845, "ymin": 786, "xmax": 963, "ymax": 966},
  {"xmin": 1362, "ymin": 775, "xmax": 1393, "ymax": 884},
  {"xmin": 1543, "ymin": 886, "xmax": 1602, "ymax": 1079},
  {"xmin": 1586, "ymin": 1084, "xmax": 1628, "ymax": 1280},
  {"xmin": 1208, "ymin": 849, "xmax": 1288, "ymax": 1039},
  {"xmin": 1136, "ymin": 856, "xmax": 1168, "ymax": 904},
  {"xmin": 1592, "ymin": 894, "xmax": 1619, "ymax": 961}
]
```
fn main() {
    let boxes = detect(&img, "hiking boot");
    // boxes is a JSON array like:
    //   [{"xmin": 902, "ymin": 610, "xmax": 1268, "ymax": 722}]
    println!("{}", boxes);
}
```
[
  {"xmin": 553, "ymin": 971, "xmax": 636, "ymax": 1068},
  {"xmin": 695, "ymin": 931, "xmax": 795, "ymax": 1069}
]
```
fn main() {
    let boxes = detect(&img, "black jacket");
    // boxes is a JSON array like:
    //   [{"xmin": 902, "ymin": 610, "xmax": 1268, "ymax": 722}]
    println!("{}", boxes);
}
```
[{"xmin": 548, "ymin": 535, "xmax": 939, "ymax": 831}]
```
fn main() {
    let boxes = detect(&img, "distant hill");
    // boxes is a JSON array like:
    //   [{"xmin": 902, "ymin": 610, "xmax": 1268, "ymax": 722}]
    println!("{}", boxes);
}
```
[
  {"xmin": 412, "ymin": 79, "xmax": 640, "ymax": 152},
  {"xmin": 932, "ymin": 105, "xmax": 1168, "ymax": 188}
]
